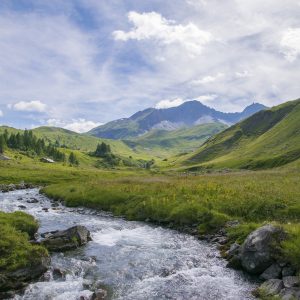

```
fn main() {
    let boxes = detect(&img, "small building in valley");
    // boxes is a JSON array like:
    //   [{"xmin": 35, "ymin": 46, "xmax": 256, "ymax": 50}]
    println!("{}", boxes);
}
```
[{"xmin": 40, "ymin": 157, "xmax": 55, "ymax": 163}]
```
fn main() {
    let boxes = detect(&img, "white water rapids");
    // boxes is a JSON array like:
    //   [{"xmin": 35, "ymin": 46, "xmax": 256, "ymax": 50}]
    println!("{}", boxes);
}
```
[{"xmin": 0, "ymin": 189, "xmax": 257, "ymax": 300}]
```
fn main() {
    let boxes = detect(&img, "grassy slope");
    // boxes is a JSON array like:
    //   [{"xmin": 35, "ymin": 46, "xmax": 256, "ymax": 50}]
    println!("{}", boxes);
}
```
[
  {"xmin": 184, "ymin": 99, "xmax": 300, "ymax": 169},
  {"xmin": 0, "ymin": 126, "xmax": 154, "ymax": 160},
  {"xmin": 124, "ymin": 123, "xmax": 227, "ymax": 157}
]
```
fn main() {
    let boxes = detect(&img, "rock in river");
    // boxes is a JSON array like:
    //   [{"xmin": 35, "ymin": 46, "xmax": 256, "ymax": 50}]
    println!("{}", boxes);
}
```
[{"xmin": 41, "ymin": 225, "xmax": 92, "ymax": 252}]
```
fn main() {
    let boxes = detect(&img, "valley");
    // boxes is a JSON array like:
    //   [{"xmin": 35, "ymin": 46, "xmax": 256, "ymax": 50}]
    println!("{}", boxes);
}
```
[{"xmin": 1, "ymin": 99, "xmax": 300, "ymax": 299}]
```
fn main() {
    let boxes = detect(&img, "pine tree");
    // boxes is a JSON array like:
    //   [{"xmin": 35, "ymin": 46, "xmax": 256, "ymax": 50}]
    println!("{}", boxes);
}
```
[
  {"xmin": 68, "ymin": 152, "xmax": 79, "ymax": 166},
  {"xmin": 0, "ymin": 135, "xmax": 5, "ymax": 154}
]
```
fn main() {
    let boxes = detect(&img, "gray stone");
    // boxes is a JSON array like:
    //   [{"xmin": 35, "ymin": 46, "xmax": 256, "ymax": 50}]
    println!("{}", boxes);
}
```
[
  {"xmin": 27, "ymin": 198, "xmax": 39, "ymax": 203},
  {"xmin": 226, "ymin": 242, "xmax": 240, "ymax": 258},
  {"xmin": 41, "ymin": 225, "xmax": 92, "ymax": 252},
  {"xmin": 18, "ymin": 205, "xmax": 27, "ymax": 210},
  {"xmin": 240, "ymin": 224, "xmax": 285, "ymax": 274},
  {"xmin": 282, "ymin": 266, "xmax": 296, "ymax": 277},
  {"xmin": 283, "ymin": 276, "xmax": 300, "ymax": 288},
  {"xmin": 260, "ymin": 263, "xmax": 282, "ymax": 280},
  {"xmin": 90, "ymin": 289, "xmax": 108, "ymax": 300},
  {"xmin": 279, "ymin": 288, "xmax": 300, "ymax": 300},
  {"xmin": 259, "ymin": 279, "xmax": 284, "ymax": 296}
]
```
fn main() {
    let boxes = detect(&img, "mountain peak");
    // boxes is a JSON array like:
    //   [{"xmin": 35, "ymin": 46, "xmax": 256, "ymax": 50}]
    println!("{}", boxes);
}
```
[
  {"xmin": 242, "ymin": 103, "xmax": 267, "ymax": 114},
  {"xmin": 89, "ymin": 100, "xmax": 266, "ymax": 139}
]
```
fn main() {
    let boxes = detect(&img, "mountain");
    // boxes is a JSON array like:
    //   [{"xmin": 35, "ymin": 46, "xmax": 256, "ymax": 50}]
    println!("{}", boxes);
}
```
[
  {"xmin": 124, "ymin": 123, "xmax": 227, "ymax": 157},
  {"xmin": 88, "ymin": 101, "xmax": 267, "ymax": 139},
  {"xmin": 184, "ymin": 98, "xmax": 300, "ymax": 169}
]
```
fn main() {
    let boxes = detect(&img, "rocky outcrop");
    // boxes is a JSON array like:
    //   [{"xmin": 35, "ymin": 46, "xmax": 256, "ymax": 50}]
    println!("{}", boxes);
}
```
[
  {"xmin": 239, "ymin": 225, "xmax": 285, "ymax": 274},
  {"xmin": 41, "ymin": 225, "xmax": 92, "ymax": 252},
  {"xmin": 225, "ymin": 224, "xmax": 300, "ymax": 298},
  {"xmin": 0, "ymin": 256, "xmax": 50, "ymax": 297}
]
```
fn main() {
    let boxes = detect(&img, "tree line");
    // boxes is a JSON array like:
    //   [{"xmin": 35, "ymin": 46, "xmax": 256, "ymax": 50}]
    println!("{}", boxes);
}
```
[{"xmin": 0, "ymin": 129, "xmax": 79, "ymax": 165}]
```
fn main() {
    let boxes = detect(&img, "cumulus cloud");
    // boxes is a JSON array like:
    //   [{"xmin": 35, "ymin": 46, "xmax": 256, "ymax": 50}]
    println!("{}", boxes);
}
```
[
  {"xmin": 0, "ymin": 1, "xmax": 300, "ymax": 128},
  {"xmin": 0, "ymin": 109, "xmax": 3, "ymax": 117},
  {"xmin": 280, "ymin": 28, "xmax": 300, "ymax": 62},
  {"xmin": 47, "ymin": 118, "xmax": 102, "ymax": 133},
  {"xmin": 155, "ymin": 98, "xmax": 185, "ymax": 109},
  {"xmin": 113, "ymin": 11, "xmax": 213, "ymax": 56},
  {"xmin": 12, "ymin": 101, "xmax": 47, "ymax": 112}
]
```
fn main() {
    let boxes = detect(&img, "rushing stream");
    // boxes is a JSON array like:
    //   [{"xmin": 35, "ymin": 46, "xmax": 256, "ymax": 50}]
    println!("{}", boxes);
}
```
[{"xmin": 0, "ymin": 189, "xmax": 257, "ymax": 300}]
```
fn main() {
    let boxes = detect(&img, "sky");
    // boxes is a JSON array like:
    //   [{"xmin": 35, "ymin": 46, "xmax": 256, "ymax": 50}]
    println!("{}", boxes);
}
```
[{"xmin": 0, "ymin": 0, "xmax": 300, "ymax": 132}]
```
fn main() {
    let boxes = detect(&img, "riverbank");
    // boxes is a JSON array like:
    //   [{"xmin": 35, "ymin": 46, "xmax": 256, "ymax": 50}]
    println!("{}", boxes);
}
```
[
  {"xmin": 0, "ymin": 188, "xmax": 258, "ymax": 299},
  {"xmin": 1, "ymin": 164, "xmax": 300, "ymax": 298}
]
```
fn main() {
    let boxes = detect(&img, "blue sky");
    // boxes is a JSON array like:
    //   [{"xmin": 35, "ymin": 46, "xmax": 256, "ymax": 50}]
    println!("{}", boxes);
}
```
[{"xmin": 0, "ymin": 0, "xmax": 300, "ymax": 132}]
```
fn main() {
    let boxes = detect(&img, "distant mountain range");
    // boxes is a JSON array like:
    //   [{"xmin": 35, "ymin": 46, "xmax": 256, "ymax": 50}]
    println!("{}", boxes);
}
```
[{"xmin": 88, "ymin": 101, "xmax": 267, "ymax": 139}]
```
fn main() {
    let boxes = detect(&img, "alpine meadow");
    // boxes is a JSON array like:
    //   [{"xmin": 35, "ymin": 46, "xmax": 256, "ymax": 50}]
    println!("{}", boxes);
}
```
[{"xmin": 0, "ymin": 1, "xmax": 300, "ymax": 300}]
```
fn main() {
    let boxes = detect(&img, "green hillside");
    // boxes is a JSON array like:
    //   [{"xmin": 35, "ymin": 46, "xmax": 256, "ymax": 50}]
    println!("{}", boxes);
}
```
[
  {"xmin": 125, "ymin": 123, "xmax": 227, "ymax": 157},
  {"xmin": 184, "ymin": 98, "xmax": 300, "ymax": 169},
  {"xmin": 0, "ymin": 126, "xmax": 151, "ymax": 160}
]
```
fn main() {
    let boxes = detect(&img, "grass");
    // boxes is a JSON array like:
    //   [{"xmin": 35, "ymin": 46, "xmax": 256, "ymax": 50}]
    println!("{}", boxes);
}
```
[
  {"xmin": 0, "ymin": 212, "xmax": 48, "ymax": 272},
  {"xmin": 184, "ymin": 98, "xmax": 300, "ymax": 169},
  {"xmin": 124, "ymin": 123, "xmax": 227, "ymax": 158}
]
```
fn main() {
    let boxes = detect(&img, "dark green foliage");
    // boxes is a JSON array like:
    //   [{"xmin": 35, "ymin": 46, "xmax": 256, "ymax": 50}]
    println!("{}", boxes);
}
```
[
  {"xmin": 94, "ymin": 142, "xmax": 112, "ymax": 158},
  {"xmin": 0, "ymin": 129, "xmax": 65, "ymax": 161},
  {"xmin": 0, "ymin": 135, "xmax": 6, "ymax": 154},
  {"xmin": 68, "ymin": 152, "xmax": 79, "ymax": 166}
]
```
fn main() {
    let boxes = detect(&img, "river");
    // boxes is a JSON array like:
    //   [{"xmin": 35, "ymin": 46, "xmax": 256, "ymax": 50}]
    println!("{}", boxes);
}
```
[{"xmin": 0, "ymin": 189, "xmax": 257, "ymax": 300}]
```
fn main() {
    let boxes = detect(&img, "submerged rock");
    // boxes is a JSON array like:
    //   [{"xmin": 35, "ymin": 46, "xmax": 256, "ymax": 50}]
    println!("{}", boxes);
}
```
[
  {"xmin": 41, "ymin": 225, "xmax": 92, "ymax": 252},
  {"xmin": 90, "ymin": 288, "xmax": 108, "ymax": 300},
  {"xmin": 239, "ymin": 224, "xmax": 285, "ymax": 274}
]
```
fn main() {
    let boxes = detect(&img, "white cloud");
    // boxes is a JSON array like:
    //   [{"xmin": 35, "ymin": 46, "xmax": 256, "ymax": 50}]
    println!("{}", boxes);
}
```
[
  {"xmin": 155, "ymin": 98, "xmax": 185, "ymax": 109},
  {"xmin": 47, "ymin": 118, "xmax": 102, "ymax": 133},
  {"xmin": 0, "ymin": 109, "xmax": 3, "ymax": 117},
  {"xmin": 113, "ymin": 11, "xmax": 213, "ymax": 56},
  {"xmin": 191, "ymin": 73, "xmax": 224, "ymax": 85},
  {"xmin": 195, "ymin": 94, "xmax": 217, "ymax": 103},
  {"xmin": 280, "ymin": 28, "xmax": 300, "ymax": 62},
  {"xmin": 12, "ymin": 100, "xmax": 47, "ymax": 112}
]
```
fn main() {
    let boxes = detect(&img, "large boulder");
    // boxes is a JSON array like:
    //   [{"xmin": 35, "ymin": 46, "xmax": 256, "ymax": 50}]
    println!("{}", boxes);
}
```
[
  {"xmin": 240, "ymin": 224, "xmax": 285, "ymax": 274},
  {"xmin": 41, "ymin": 225, "xmax": 92, "ymax": 252}
]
